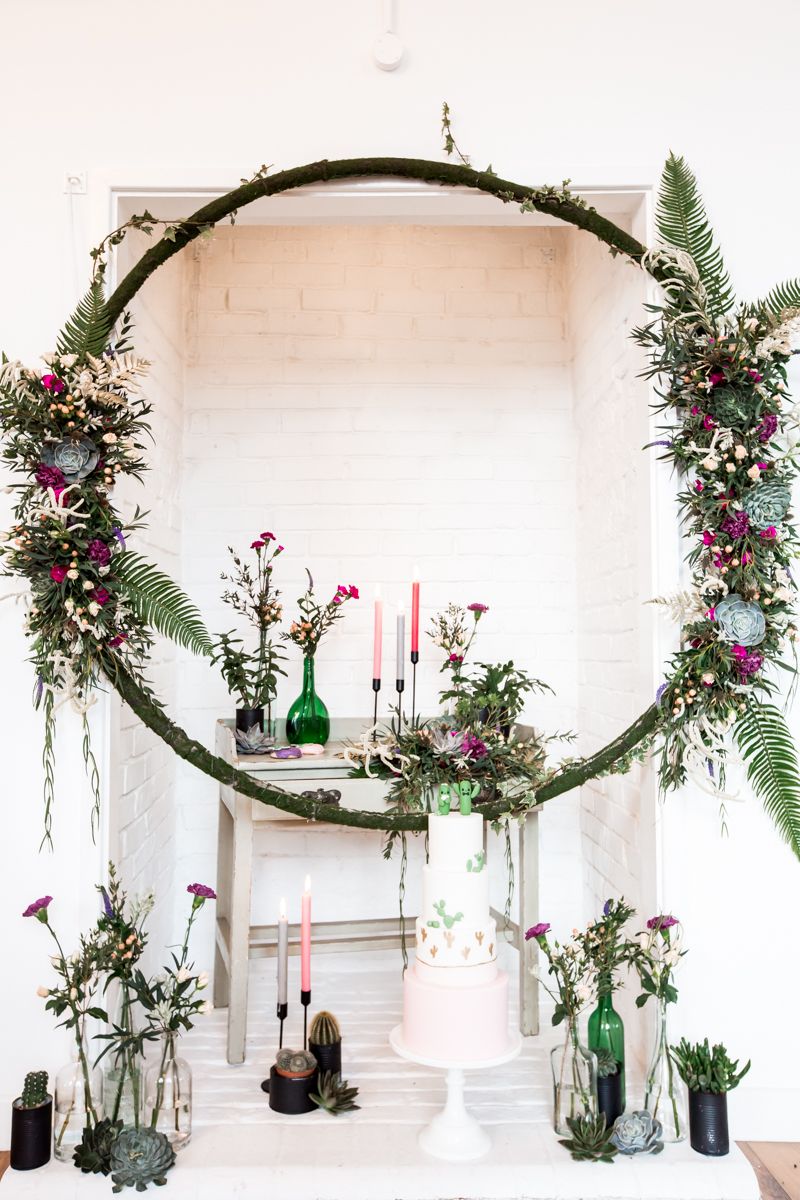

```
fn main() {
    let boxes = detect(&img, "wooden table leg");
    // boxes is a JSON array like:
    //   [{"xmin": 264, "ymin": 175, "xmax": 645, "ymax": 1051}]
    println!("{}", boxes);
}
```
[
  {"xmin": 214, "ymin": 797, "xmax": 233, "ymax": 1011},
  {"xmin": 226, "ymin": 791, "xmax": 254, "ymax": 1065},
  {"xmin": 518, "ymin": 810, "xmax": 540, "ymax": 1036}
]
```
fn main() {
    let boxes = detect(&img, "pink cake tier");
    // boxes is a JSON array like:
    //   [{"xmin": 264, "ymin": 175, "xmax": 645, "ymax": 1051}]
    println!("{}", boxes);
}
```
[{"xmin": 400, "ymin": 962, "xmax": 513, "ymax": 1063}]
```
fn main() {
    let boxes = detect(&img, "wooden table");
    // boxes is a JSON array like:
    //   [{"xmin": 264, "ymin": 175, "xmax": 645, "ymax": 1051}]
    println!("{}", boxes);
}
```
[{"xmin": 213, "ymin": 718, "xmax": 541, "ymax": 1064}]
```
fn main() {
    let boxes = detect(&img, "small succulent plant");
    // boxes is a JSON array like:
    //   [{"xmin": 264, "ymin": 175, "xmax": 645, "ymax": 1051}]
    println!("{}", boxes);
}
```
[
  {"xmin": 275, "ymin": 1048, "xmax": 317, "ymax": 1077},
  {"xmin": 611, "ymin": 1110, "xmax": 664, "ymax": 1156},
  {"xmin": 558, "ymin": 1112, "xmax": 617, "ymax": 1163},
  {"xmin": 309, "ymin": 1011, "xmax": 341, "ymax": 1046},
  {"xmin": 310, "ymin": 1071, "xmax": 360, "ymax": 1116},
  {"xmin": 670, "ymin": 1038, "xmax": 751, "ymax": 1094},
  {"xmin": 19, "ymin": 1071, "xmax": 49, "ymax": 1108},
  {"xmin": 109, "ymin": 1126, "xmax": 175, "ymax": 1193},
  {"xmin": 73, "ymin": 1118, "xmax": 123, "ymax": 1175},
  {"xmin": 234, "ymin": 726, "xmax": 274, "ymax": 754},
  {"xmin": 594, "ymin": 1049, "xmax": 619, "ymax": 1079}
]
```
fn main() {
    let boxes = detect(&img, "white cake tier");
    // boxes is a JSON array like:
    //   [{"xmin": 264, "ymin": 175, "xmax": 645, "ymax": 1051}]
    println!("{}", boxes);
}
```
[
  {"xmin": 427, "ymin": 811, "xmax": 484, "ymax": 872},
  {"xmin": 422, "ymin": 862, "xmax": 489, "ymax": 928},
  {"xmin": 401, "ymin": 963, "xmax": 512, "ymax": 1062},
  {"xmin": 414, "ymin": 957, "xmax": 497, "ymax": 988},
  {"xmin": 414, "ymin": 915, "xmax": 497, "ymax": 972}
]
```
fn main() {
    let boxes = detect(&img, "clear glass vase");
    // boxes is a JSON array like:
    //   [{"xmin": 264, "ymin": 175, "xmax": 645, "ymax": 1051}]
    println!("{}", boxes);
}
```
[
  {"xmin": 53, "ymin": 1038, "xmax": 104, "ymax": 1162},
  {"xmin": 286, "ymin": 656, "xmax": 330, "ymax": 745},
  {"xmin": 643, "ymin": 998, "xmax": 687, "ymax": 1142},
  {"xmin": 144, "ymin": 1033, "xmax": 192, "ymax": 1151},
  {"xmin": 104, "ymin": 982, "xmax": 142, "ymax": 1127},
  {"xmin": 550, "ymin": 1017, "xmax": 597, "ymax": 1135}
]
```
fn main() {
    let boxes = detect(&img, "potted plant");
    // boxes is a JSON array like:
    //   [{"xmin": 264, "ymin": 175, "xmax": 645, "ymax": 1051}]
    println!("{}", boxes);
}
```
[
  {"xmin": 670, "ymin": 1038, "xmax": 750, "ymax": 1156},
  {"xmin": 282, "ymin": 572, "xmax": 358, "ymax": 745},
  {"xmin": 212, "ymin": 533, "xmax": 286, "ymax": 735},
  {"xmin": 10, "ymin": 1072, "xmax": 52, "ymax": 1171},
  {"xmin": 443, "ymin": 658, "xmax": 551, "ymax": 738},
  {"xmin": 308, "ymin": 1011, "xmax": 342, "ymax": 1076}
]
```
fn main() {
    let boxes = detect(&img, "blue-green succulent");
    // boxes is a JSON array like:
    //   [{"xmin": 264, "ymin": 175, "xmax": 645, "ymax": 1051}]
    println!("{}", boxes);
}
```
[
  {"xmin": 743, "ymin": 480, "xmax": 791, "ymax": 529},
  {"xmin": 714, "ymin": 595, "xmax": 766, "ymax": 646},
  {"xmin": 610, "ymin": 1110, "xmax": 664, "ymax": 1155}
]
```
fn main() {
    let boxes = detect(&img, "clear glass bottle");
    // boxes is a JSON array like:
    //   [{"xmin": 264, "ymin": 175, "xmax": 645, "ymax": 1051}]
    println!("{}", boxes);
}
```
[
  {"xmin": 144, "ymin": 1033, "xmax": 192, "ymax": 1151},
  {"xmin": 643, "ymin": 998, "xmax": 687, "ymax": 1142},
  {"xmin": 53, "ymin": 1041, "xmax": 104, "ymax": 1162},
  {"xmin": 286, "ymin": 656, "xmax": 330, "ymax": 745},
  {"xmin": 104, "ymin": 982, "xmax": 142, "ymax": 1127},
  {"xmin": 550, "ymin": 1016, "xmax": 597, "ymax": 1136},
  {"xmin": 588, "ymin": 990, "xmax": 626, "ymax": 1112}
]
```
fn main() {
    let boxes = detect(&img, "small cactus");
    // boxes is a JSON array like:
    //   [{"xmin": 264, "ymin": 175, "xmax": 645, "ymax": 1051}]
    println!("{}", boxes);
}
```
[
  {"xmin": 20, "ymin": 1071, "xmax": 49, "ymax": 1108},
  {"xmin": 309, "ymin": 1011, "xmax": 341, "ymax": 1046}
]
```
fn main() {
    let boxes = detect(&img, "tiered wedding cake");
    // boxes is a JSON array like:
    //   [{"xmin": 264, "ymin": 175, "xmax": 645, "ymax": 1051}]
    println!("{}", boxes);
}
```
[{"xmin": 400, "ymin": 809, "xmax": 513, "ymax": 1062}]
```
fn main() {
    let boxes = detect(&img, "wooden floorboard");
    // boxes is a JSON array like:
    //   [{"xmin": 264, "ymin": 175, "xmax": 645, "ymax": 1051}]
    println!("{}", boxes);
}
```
[
  {"xmin": 741, "ymin": 1142, "xmax": 800, "ymax": 1200},
  {"xmin": 0, "ymin": 1151, "xmax": 8, "ymax": 1179}
]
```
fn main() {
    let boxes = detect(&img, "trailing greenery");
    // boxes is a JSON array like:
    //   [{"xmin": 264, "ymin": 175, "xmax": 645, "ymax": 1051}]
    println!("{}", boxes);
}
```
[
  {"xmin": 670, "ymin": 1038, "xmax": 751, "ymax": 1094},
  {"xmin": 655, "ymin": 153, "xmax": 735, "ymax": 314},
  {"xmin": 116, "ymin": 552, "xmax": 213, "ymax": 657},
  {"xmin": 558, "ymin": 1113, "xmax": 617, "ymax": 1163},
  {"xmin": 734, "ymin": 701, "xmax": 800, "ymax": 859}
]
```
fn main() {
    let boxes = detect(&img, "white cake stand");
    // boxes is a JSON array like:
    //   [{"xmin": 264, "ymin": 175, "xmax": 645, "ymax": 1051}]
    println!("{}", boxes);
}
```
[{"xmin": 390, "ymin": 1024, "xmax": 521, "ymax": 1162}]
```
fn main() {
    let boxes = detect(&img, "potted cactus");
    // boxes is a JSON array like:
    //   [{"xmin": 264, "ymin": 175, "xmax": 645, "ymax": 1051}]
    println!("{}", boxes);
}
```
[
  {"xmin": 10, "ymin": 1071, "xmax": 52, "ymax": 1171},
  {"xmin": 308, "ymin": 1010, "xmax": 342, "ymax": 1076},
  {"xmin": 670, "ymin": 1038, "xmax": 750, "ymax": 1156}
]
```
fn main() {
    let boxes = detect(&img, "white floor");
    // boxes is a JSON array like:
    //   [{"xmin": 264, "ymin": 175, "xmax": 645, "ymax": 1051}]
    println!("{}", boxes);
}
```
[{"xmin": 1, "ymin": 948, "xmax": 760, "ymax": 1199}]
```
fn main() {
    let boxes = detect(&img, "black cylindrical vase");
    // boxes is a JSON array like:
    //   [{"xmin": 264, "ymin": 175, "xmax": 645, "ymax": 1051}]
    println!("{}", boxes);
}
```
[
  {"xmin": 266, "ymin": 1065, "xmax": 317, "ymax": 1115},
  {"xmin": 308, "ymin": 1040, "xmax": 342, "ymax": 1076},
  {"xmin": 236, "ymin": 707, "xmax": 264, "ymax": 734},
  {"xmin": 10, "ymin": 1097, "xmax": 52, "ymax": 1171},
  {"xmin": 689, "ymin": 1090, "xmax": 729, "ymax": 1156},
  {"xmin": 597, "ymin": 1073, "xmax": 624, "ymax": 1129}
]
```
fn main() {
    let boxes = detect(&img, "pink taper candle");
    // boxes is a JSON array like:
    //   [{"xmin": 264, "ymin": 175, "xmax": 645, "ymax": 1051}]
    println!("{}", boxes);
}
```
[
  {"xmin": 372, "ymin": 587, "xmax": 383, "ymax": 680},
  {"xmin": 300, "ymin": 874, "xmax": 311, "ymax": 992},
  {"xmin": 411, "ymin": 565, "xmax": 420, "ymax": 654}
]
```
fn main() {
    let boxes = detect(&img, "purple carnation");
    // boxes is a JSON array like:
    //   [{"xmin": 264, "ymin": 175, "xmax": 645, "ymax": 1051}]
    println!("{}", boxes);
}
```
[
  {"xmin": 646, "ymin": 914, "xmax": 678, "ymax": 932},
  {"xmin": 35, "ymin": 463, "xmax": 66, "ymax": 490},
  {"xmin": 468, "ymin": 602, "xmax": 489, "ymax": 614},
  {"xmin": 22, "ymin": 895, "xmax": 52, "ymax": 919},
  {"xmin": 525, "ymin": 922, "xmax": 551, "ymax": 940},
  {"xmin": 88, "ymin": 539, "xmax": 111, "ymax": 566},
  {"xmin": 757, "ymin": 413, "xmax": 779, "ymax": 443},
  {"xmin": 461, "ymin": 733, "xmax": 488, "ymax": 761},
  {"xmin": 737, "ymin": 651, "xmax": 764, "ymax": 678},
  {"xmin": 721, "ymin": 510, "xmax": 750, "ymax": 540},
  {"xmin": 187, "ymin": 883, "xmax": 217, "ymax": 900}
]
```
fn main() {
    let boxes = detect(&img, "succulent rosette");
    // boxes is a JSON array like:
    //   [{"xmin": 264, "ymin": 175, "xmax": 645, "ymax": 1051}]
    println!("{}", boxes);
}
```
[
  {"xmin": 610, "ymin": 1110, "xmax": 664, "ymax": 1155},
  {"xmin": 714, "ymin": 595, "xmax": 766, "ymax": 647},
  {"xmin": 743, "ymin": 480, "xmax": 791, "ymax": 529},
  {"xmin": 41, "ymin": 435, "xmax": 99, "ymax": 482},
  {"xmin": 109, "ymin": 1126, "xmax": 175, "ymax": 1192}
]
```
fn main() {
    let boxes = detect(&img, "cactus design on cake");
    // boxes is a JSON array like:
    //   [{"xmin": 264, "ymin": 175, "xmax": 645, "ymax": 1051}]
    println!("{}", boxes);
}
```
[
  {"xmin": 456, "ymin": 779, "xmax": 480, "ymax": 815},
  {"xmin": 433, "ymin": 900, "xmax": 463, "ymax": 929},
  {"xmin": 426, "ymin": 920, "xmax": 440, "ymax": 928},
  {"xmin": 466, "ymin": 850, "xmax": 486, "ymax": 873}
]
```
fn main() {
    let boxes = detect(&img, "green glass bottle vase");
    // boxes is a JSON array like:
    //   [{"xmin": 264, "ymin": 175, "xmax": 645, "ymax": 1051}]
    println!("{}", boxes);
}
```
[
  {"xmin": 286, "ymin": 656, "xmax": 330, "ymax": 745},
  {"xmin": 588, "ymin": 991, "xmax": 625, "ymax": 1126}
]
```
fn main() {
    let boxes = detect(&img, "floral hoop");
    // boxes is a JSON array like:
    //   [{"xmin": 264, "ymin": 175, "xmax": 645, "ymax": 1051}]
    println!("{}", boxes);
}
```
[{"xmin": 2, "ymin": 138, "xmax": 799, "ymax": 856}]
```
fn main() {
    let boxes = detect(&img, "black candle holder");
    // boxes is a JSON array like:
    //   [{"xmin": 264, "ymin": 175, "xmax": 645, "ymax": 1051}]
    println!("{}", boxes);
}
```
[
  {"xmin": 301, "ymin": 988, "xmax": 311, "ymax": 1049},
  {"xmin": 395, "ymin": 678, "xmax": 405, "ymax": 731},
  {"xmin": 372, "ymin": 678, "xmax": 381, "ymax": 741},
  {"xmin": 410, "ymin": 650, "xmax": 418, "ymax": 723},
  {"xmin": 277, "ymin": 1001, "xmax": 288, "ymax": 1049}
]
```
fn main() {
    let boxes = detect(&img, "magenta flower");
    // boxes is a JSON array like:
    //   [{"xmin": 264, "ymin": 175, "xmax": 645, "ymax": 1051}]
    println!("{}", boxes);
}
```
[
  {"xmin": 694, "ymin": 480, "xmax": 704, "ymax": 493},
  {"xmin": 461, "ymin": 733, "xmax": 488, "ymax": 760},
  {"xmin": 187, "ymin": 882, "xmax": 217, "ymax": 900},
  {"xmin": 250, "ymin": 540, "xmax": 264, "ymax": 550},
  {"xmin": 757, "ymin": 461, "xmax": 770, "ymax": 471},
  {"xmin": 757, "ymin": 413, "xmax": 778, "ymax": 443},
  {"xmin": 50, "ymin": 565, "xmax": 68, "ymax": 583},
  {"xmin": 646, "ymin": 914, "xmax": 678, "ymax": 931},
  {"xmin": 747, "ymin": 369, "xmax": 763, "ymax": 382},
  {"xmin": 87, "ymin": 539, "xmax": 111, "ymax": 566},
  {"xmin": 468, "ymin": 602, "xmax": 489, "ymax": 614},
  {"xmin": 448, "ymin": 653, "xmax": 463, "ymax": 665},
  {"xmin": 759, "ymin": 526, "xmax": 777, "ymax": 541},
  {"xmin": 721, "ymin": 511, "xmax": 750, "ymax": 540},
  {"xmin": 737, "ymin": 651, "xmax": 764, "ymax": 677},
  {"xmin": 35, "ymin": 463, "xmax": 65, "ymax": 489},
  {"xmin": 348, "ymin": 585, "xmax": 359, "ymax": 599},
  {"xmin": 702, "ymin": 531, "xmax": 717, "ymax": 547},
  {"xmin": 94, "ymin": 586, "xmax": 110, "ymax": 606},
  {"xmin": 703, "ymin": 414, "xmax": 716, "ymax": 430},
  {"xmin": 742, "ymin": 551, "xmax": 751, "ymax": 565},
  {"xmin": 23, "ymin": 896, "xmax": 52, "ymax": 921},
  {"xmin": 731, "ymin": 644, "xmax": 748, "ymax": 660},
  {"xmin": 691, "ymin": 405, "xmax": 700, "ymax": 416},
  {"xmin": 41, "ymin": 374, "xmax": 65, "ymax": 394},
  {"xmin": 524, "ymin": 922, "xmax": 551, "ymax": 940},
  {"xmin": 260, "ymin": 531, "xmax": 275, "ymax": 541},
  {"xmin": 708, "ymin": 370, "xmax": 725, "ymax": 387},
  {"xmin": 108, "ymin": 633, "xmax": 128, "ymax": 648},
  {"xmin": 706, "ymin": 607, "xmax": 716, "ymax": 621}
]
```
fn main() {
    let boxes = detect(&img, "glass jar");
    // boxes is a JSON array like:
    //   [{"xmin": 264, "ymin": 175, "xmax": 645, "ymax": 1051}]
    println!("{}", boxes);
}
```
[
  {"xmin": 550, "ymin": 1017, "xmax": 597, "ymax": 1135},
  {"xmin": 54, "ymin": 1043, "xmax": 104, "ymax": 1162},
  {"xmin": 104, "ymin": 982, "xmax": 142, "ymax": 1127},
  {"xmin": 643, "ymin": 998, "xmax": 687, "ymax": 1142},
  {"xmin": 144, "ymin": 1033, "xmax": 192, "ymax": 1151},
  {"xmin": 588, "ymin": 991, "xmax": 625, "ymax": 1124},
  {"xmin": 286, "ymin": 656, "xmax": 330, "ymax": 745}
]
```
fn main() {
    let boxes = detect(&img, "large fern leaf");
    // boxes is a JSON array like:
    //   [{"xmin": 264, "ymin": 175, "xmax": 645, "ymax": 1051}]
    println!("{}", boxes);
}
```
[
  {"xmin": 116, "ymin": 552, "xmax": 213, "ymax": 657},
  {"xmin": 656, "ymin": 153, "xmax": 735, "ymax": 314},
  {"xmin": 756, "ymin": 278, "xmax": 800, "ymax": 320},
  {"xmin": 56, "ymin": 281, "xmax": 112, "ymax": 360},
  {"xmin": 734, "ymin": 701, "xmax": 800, "ymax": 861}
]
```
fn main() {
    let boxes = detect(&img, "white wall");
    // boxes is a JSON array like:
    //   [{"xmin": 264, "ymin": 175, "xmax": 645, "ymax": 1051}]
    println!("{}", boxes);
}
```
[{"xmin": 1, "ymin": 0, "xmax": 799, "ymax": 1139}]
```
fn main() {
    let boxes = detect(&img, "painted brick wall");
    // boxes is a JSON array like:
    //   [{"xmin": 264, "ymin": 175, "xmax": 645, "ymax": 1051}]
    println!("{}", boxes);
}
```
[
  {"xmin": 176, "ymin": 222, "xmax": 586, "ymax": 960},
  {"xmin": 566, "ymin": 228, "xmax": 656, "ymax": 1061}
]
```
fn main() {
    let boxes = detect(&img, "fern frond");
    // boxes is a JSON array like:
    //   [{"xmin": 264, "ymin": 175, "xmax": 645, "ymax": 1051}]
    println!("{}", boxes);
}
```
[
  {"xmin": 734, "ymin": 701, "xmax": 800, "ymax": 861},
  {"xmin": 56, "ymin": 282, "xmax": 112, "ymax": 360},
  {"xmin": 116, "ymin": 552, "xmax": 213, "ymax": 657},
  {"xmin": 656, "ymin": 153, "xmax": 735, "ymax": 314},
  {"xmin": 756, "ymin": 278, "xmax": 800, "ymax": 321}
]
